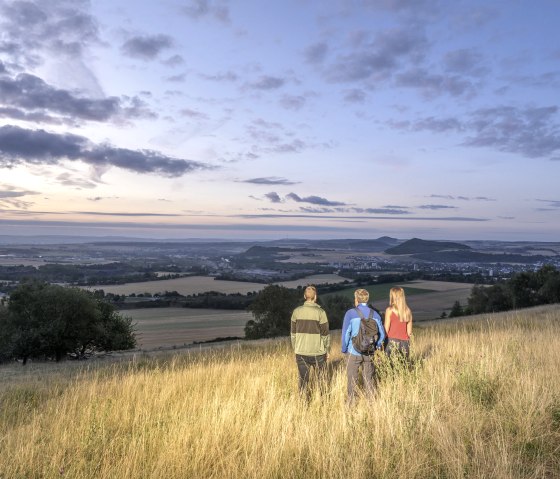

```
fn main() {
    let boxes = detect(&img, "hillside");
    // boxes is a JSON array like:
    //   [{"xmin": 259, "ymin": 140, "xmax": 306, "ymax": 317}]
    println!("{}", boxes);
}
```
[
  {"xmin": 1, "ymin": 305, "xmax": 559, "ymax": 478},
  {"xmin": 385, "ymin": 237, "xmax": 471, "ymax": 255}
]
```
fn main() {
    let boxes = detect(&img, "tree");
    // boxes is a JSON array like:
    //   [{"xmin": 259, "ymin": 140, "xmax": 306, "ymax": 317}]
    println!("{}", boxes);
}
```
[
  {"xmin": 319, "ymin": 294, "xmax": 353, "ymax": 329},
  {"xmin": 245, "ymin": 285, "xmax": 301, "ymax": 339},
  {"xmin": 449, "ymin": 300, "xmax": 464, "ymax": 318},
  {"xmin": 2, "ymin": 281, "xmax": 136, "ymax": 364}
]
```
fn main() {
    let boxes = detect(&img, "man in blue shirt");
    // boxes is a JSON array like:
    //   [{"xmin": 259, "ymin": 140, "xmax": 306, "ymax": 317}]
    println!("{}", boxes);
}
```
[{"xmin": 341, "ymin": 288, "xmax": 385, "ymax": 404}]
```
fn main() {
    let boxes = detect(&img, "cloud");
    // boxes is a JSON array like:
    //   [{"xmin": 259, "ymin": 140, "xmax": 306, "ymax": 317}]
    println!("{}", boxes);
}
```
[
  {"xmin": 418, "ymin": 204, "xmax": 458, "ymax": 210},
  {"xmin": 536, "ymin": 199, "xmax": 560, "ymax": 208},
  {"xmin": 0, "ymin": 125, "xmax": 214, "ymax": 178},
  {"xmin": 121, "ymin": 34, "xmax": 174, "ymax": 60},
  {"xmin": 324, "ymin": 27, "xmax": 428, "ymax": 83},
  {"xmin": 0, "ymin": 0, "xmax": 100, "ymax": 67},
  {"xmin": 199, "ymin": 71, "xmax": 239, "ymax": 82},
  {"xmin": 180, "ymin": 108, "xmax": 210, "ymax": 120},
  {"xmin": 391, "ymin": 106, "xmax": 560, "ymax": 159},
  {"xmin": 280, "ymin": 95, "xmax": 306, "ymax": 111},
  {"xmin": 264, "ymin": 192, "xmax": 282, "ymax": 203},
  {"xmin": 286, "ymin": 192, "xmax": 347, "ymax": 206},
  {"xmin": 240, "ymin": 177, "xmax": 299, "ymax": 185},
  {"xmin": 162, "ymin": 54, "xmax": 184, "ymax": 67},
  {"xmin": 463, "ymin": 106, "xmax": 560, "ymax": 158},
  {"xmin": 0, "ymin": 73, "xmax": 154, "ymax": 124},
  {"xmin": 70, "ymin": 211, "xmax": 182, "ymax": 217},
  {"xmin": 343, "ymin": 89, "xmax": 367, "ymax": 103},
  {"xmin": 248, "ymin": 76, "xmax": 286, "ymax": 90},
  {"xmin": 395, "ymin": 68, "xmax": 476, "ymax": 98},
  {"xmin": 443, "ymin": 48, "xmax": 487, "ymax": 76},
  {"xmin": 182, "ymin": 0, "xmax": 230, "ymax": 23},
  {"xmin": 304, "ymin": 42, "xmax": 328, "ymax": 64},
  {"xmin": 428, "ymin": 194, "xmax": 495, "ymax": 201},
  {"xmin": 0, "ymin": 185, "xmax": 38, "ymax": 209}
]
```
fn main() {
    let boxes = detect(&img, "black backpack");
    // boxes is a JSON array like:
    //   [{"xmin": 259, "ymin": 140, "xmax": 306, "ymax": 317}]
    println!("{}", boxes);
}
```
[{"xmin": 351, "ymin": 307, "xmax": 380, "ymax": 355}]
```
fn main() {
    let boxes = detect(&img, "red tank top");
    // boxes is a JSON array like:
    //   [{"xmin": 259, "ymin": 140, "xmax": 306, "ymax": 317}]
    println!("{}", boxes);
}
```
[{"xmin": 387, "ymin": 311, "xmax": 409, "ymax": 340}]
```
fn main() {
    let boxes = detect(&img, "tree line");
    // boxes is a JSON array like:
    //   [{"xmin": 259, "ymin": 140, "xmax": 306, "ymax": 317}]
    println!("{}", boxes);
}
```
[
  {"xmin": 447, "ymin": 265, "xmax": 560, "ymax": 318},
  {"xmin": 0, "ymin": 281, "xmax": 136, "ymax": 364}
]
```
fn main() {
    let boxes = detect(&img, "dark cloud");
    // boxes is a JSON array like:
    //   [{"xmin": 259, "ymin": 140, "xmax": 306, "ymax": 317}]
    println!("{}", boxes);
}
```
[
  {"xmin": 249, "ymin": 76, "xmax": 286, "ymax": 90},
  {"xmin": 182, "ymin": 0, "xmax": 230, "ymax": 23},
  {"xmin": 351, "ymin": 207, "xmax": 410, "ymax": 215},
  {"xmin": 0, "ymin": 72, "xmax": 154, "ymax": 123},
  {"xmin": 304, "ymin": 42, "xmax": 328, "ymax": 64},
  {"xmin": 0, "ymin": 61, "xmax": 6, "ymax": 74},
  {"xmin": 264, "ymin": 192, "xmax": 282, "ymax": 203},
  {"xmin": 0, "ymin": 125, "xmax": 213, "ymax": 177},
  {"xmin": 56, "ymin": 172, "xmax": 98, "ymax": 189},
  {"xmin": 418, "ymin": 204, "xmax": 458, "ymax": 210},
  {"xmin": 121, "ymin": 34, "xmax": 174, "ymax": 60},
  {"xmin": 324, "ymin": 27, "xmax": 428, "ymax": 83},
  {"xmin": 286, "ymin": 192, "xmax": 347, "ymax": 206},
  {"xmin": 241, "ymin": 177, "xmax": 299, "ymax": 185}
]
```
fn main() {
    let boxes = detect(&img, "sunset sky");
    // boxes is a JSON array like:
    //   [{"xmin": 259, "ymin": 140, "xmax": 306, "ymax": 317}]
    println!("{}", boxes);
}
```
[{"xmin": 1, "ymin": 0, "xmax": 559, "ymax": 241}]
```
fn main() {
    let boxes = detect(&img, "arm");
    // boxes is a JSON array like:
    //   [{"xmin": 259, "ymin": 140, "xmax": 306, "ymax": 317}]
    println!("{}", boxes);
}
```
[
  {"xmin": 341, "ymin": 311, "xmax": 352, "ymax": 353},
  {"xmin": 290, "ymin": 311, "xmax": 297, "ymax": 350},
  {"xmin": 344, "ymin": 318, "xmax": 353, "ymax": 352},
  {"xmin": 407, "ymin": 318, "xmax": 413, "ymax": 337},
  {"xmin": 374, "ymin": 312, "xmax": 386, "ymax": 348},
  {"xmin": 320, "ymin": 310, "xmax": 330, "ymax": 353},
  {"xmin": 384, "ymin": 308, "xmax": 391, "ymax": 337}
]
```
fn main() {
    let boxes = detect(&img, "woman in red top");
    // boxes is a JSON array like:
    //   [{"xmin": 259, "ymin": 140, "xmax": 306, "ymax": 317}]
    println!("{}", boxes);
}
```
[{"xmin": 384, "ymin": 286, "xmax": 413, "ymax": 358}]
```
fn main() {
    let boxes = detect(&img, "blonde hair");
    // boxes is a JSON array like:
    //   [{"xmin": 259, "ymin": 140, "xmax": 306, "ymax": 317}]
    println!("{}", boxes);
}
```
[
  {"xmin": 304, "ymin": 285, "xmax": 317, "ymax": 301},
  {"xmin": 389, "ymin": 287, "xmax": 412, "ymax": 323},
  {"xmin": 354, "ymin": 288, "xmax": 369, "ymax": 304}
]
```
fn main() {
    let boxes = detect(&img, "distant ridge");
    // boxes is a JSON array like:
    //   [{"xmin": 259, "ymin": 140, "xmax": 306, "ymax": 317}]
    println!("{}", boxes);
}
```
[{"xmin": 385, "ymin": 237, "xmax": 471, "ymax": 255}]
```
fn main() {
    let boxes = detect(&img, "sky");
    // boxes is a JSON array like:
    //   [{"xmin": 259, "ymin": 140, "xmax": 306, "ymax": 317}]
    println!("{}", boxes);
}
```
[{"xmin": 0, "ymin": 0, "xmax": 559, "ymax": 242}]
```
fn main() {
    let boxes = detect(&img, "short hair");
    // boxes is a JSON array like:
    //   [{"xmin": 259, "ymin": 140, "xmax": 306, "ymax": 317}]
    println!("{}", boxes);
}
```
[
  {"xmin": 304, "ymin": 285, "xmax": 317, "ymax": 301},
  {"xmin": 354, "ymin": 288, "xmax": 369, "ymax": 303}
]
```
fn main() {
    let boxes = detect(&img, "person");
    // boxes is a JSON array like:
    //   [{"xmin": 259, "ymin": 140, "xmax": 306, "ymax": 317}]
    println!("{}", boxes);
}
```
[
  {"xmin": 342, "ymin": 288, "xmax": 385, "ymax": 403},
  {"xmin": 384, "ymin": 286, "xmax": 413, "ymax": 358},
  {"xmin": 290, "ymin": 285, "xmax": 330, "ymax": 397}
]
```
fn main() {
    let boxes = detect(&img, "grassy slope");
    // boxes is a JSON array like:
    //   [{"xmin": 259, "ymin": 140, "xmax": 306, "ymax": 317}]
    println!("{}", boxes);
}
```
[{"xmin": 1, "ymin": 305, "xmax": 559, "ymax": 478}]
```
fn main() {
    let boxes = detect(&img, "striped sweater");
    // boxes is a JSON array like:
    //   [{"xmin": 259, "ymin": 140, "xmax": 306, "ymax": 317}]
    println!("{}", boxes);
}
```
[{"xmin": 290, "ymin": 301, "xmax": 330, "ymax": 356}]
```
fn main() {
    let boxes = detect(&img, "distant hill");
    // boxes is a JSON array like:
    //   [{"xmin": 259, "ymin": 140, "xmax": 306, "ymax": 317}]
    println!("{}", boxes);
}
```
[
  {"xmin": 268, "ymin": 237, "xmax": 401, "ymax": 252},
  {"xmin": 385, "ymin": 237, "xmax": 471, "ymax": 255}
]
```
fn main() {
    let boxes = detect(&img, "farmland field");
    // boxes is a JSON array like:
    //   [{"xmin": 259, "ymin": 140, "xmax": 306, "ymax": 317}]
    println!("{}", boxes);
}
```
[
  {"xmin": 86, "ymin": 273, "xmax": 350, "ymax": 296},
  {"xmin": 125, "ymin": 308, "xmax": 252, "ymax": 350},
  {"xmin": 323, "ymin": 280, "xmax": 473, "ymax": 321},
  {"xmin": 123, "ymin": 280, "xmax": 473, "ymax": 350}
]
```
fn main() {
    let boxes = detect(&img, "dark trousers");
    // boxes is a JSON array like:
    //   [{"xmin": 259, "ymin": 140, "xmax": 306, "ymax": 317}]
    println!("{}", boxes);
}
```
[
  {"xmin": 295, "ymin": 354, "xmax": 327, "ymax": 395},
  {"xmin": 347, "ymin": 353, "xmax": 376, "ymax": 403},
  {"xmin": 386, "ymin": 338, "xmax": 410, "ymax": 358}
]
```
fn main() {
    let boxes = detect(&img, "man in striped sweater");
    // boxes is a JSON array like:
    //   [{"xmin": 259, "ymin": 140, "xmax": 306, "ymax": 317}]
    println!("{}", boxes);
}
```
[{"xmin": 290, "ymin": 285, "xmax": 330, "ymax": 396}]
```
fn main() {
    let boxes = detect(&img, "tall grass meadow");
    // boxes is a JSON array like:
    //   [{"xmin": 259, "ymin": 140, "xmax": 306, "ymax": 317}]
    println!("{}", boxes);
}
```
[{"xmin": 1, "ymin": 306, "xmax": 559, "ymax": 478}]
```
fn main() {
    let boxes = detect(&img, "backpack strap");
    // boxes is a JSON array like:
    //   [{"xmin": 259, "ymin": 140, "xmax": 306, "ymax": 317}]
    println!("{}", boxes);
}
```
[{"xmin": 354, "ymin": 307, "xmax": 365, "ymax": 319}]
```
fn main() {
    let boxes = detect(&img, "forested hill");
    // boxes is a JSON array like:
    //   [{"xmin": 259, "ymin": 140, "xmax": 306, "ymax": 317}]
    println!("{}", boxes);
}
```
[{"xmin": 385, "ymin": 238, "xmax": 471, "ymax": 255}]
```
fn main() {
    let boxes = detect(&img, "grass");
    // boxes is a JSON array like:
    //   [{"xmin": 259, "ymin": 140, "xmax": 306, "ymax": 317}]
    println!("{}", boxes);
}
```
[{"xmin": 1, "ymin": 305, "xmax": 559, "ymax": 478}]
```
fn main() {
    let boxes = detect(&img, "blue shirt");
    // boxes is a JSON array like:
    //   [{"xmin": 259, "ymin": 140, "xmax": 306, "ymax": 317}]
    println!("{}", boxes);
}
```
[{"xmin": 341, "ymin": 303, "xmax": 385, "ymax": 355}]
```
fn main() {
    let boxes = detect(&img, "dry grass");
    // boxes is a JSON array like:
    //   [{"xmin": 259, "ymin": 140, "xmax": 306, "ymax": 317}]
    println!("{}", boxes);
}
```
[{"xmin": 1, "ymin": 306, "xmax": 559, "ymax": 478}]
